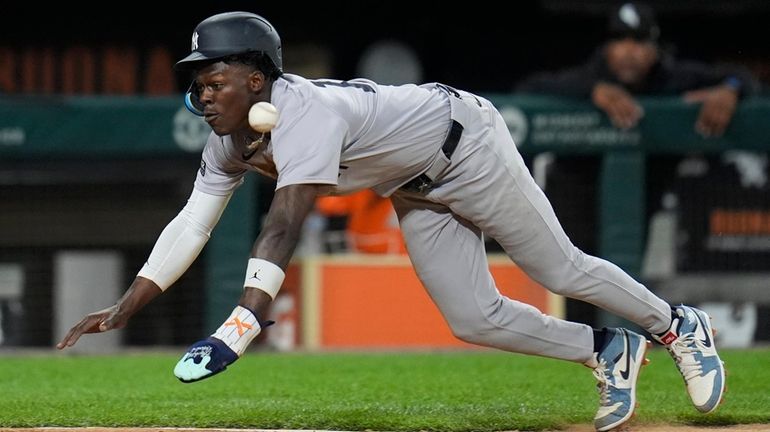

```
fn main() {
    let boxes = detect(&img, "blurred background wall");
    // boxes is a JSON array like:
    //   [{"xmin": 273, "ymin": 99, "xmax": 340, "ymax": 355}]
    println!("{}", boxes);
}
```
[{"xmin": 2, "ymin": 1, "xmax": 769, "ymax": 94}]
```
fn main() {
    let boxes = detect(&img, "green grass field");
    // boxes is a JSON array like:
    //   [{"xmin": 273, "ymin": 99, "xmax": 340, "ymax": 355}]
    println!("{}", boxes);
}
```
[{"xmin": 1, "ymin": 347, "xmax": 768, "ymax": 431}]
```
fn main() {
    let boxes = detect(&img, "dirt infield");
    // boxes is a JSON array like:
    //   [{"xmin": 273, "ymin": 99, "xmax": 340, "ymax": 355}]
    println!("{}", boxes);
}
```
[{"xmin": 3, "ymin": 425, "xmax": 770, "ymax": 432}]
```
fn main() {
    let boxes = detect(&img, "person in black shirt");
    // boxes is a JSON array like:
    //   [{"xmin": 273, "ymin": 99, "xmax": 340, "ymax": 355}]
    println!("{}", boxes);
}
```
[
  {"xmin": 518, "ymin": 1, "xmax": 758, "ymax": 136},
  {"xmin": 515, "ymin": 1, "xmax": 760, "ymax": 326}
]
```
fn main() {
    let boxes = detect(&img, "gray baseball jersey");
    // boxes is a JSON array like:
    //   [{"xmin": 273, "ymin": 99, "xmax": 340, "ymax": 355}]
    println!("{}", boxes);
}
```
[
  {"xmin": 194, "ymin": 73, "xmax": 673, "ymax": 364},
  {"xmin": 194, "ymin": 73, "xmax": 451, "ymax": 197}
]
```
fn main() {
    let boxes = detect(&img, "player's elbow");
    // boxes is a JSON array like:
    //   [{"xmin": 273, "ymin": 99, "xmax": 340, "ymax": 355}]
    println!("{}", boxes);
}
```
[{"xmin": 179, "ymin": 214, "xmax": 214, "ymax": 239}]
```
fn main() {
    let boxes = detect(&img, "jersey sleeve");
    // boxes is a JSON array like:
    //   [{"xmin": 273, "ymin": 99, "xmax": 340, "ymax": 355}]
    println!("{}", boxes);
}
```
[
  {"xmin": 272, "ymin": 100, "xmax": 347, "ymax": 190},
  {"xmin": 193, "ymin": 132, "xmax": 247, "ymax": 196}
]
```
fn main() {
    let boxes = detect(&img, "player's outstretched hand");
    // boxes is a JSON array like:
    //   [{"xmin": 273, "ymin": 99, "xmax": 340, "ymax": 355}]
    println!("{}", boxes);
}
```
[
  {"xmin": 173, "ymin": 337, "xmax": 239, "ymax": 383},
  {"xmin": 56, "ymin": 305, "xmax": 127, "ymax": 350}
]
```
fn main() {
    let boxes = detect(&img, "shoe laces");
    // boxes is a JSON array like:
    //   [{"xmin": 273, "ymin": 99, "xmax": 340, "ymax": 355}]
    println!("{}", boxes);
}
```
[
  {"xmin": 668, "ymin": 332, "xmax": 704, "ymax": 380},
  {"xmin": 592, "ymin": 359, "xmax": 615, "ymax": 406}
]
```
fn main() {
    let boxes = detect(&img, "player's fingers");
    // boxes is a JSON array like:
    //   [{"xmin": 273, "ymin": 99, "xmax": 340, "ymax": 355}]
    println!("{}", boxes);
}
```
[
  {"xmin": 605, "ymin": 102, "xmax": 626, "ymax": 128},
  {"xmin": 707, "ymin": 110, "xmax": 730, "ymax": 137},
  {"xmin": 695, "ymin": 109, "xmax": 713, "ymax": 137},
  {"xmin": 618, "ymin": 95, "xmax": 643, "ymax": 125},
  {"xmin": 697, "ymin": 116, "xmax": 720, "ymax": 138},
  {"xmin": 609, "ymin": 101, "xmax": 640, "ymax": 129},
  {"xmin": 57, "ymin": 322, "xmax": 93, "ymax": 348},
  {"xmin": 56, "ymin": 316, "xmax": 103, "ymax": 349},
  {"xmin": 609, "ymin": 111, "xmax": 631, "ymax": 129},
  {"xmin": 621, "ymin": 110, "xmax": 641, "ymax": 129},
  {"xmin": 696, "ymin": 104, "xmax": 730, "ymax": 138},
  {"xmin": 56, "ymin": 325, "xmax": 86, "ymax": 349},
  {"xmin": 695, "ymin": 120, "xmax": 710, "ymax": 138},
  {"xmin": 715, "ymin": 115, "xmax": 730, "ymax": 136}
]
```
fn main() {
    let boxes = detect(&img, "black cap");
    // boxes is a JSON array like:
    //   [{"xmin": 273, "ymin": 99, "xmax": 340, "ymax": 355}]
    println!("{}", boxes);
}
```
[{"xmin": 608, "ymin": 2, "xmax": 660, "ymax": 42}]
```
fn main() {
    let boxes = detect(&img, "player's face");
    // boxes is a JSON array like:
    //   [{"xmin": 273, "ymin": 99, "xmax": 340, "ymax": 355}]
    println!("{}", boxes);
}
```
[
  {"xmin": 605, "ymin": 38, "xmax": 658, "ymax": 86},
  {"xmin": 194, "ymin": 62, "xmax": 255, "ymax": 136}
]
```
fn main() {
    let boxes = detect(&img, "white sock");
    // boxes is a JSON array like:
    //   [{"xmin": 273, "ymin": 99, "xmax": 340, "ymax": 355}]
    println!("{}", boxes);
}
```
[{"xmin": 211, "ymin": 305, "xmax": 262, "ymax": 356}]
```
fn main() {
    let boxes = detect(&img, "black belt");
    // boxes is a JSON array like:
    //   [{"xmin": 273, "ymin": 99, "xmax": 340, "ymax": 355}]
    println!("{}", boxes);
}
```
[{"xmin": 400, "ymin": 120, "xmax": 464, "ymax": 193}]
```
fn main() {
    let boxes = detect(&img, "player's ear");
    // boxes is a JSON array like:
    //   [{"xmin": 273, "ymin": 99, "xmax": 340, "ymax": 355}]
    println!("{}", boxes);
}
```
[{"xmin": 249, "ymin": 70, "xmax": 266, "ymax": 93}]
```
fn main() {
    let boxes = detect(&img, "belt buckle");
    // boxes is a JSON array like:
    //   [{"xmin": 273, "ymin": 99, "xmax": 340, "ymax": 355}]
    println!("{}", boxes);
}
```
[
  {"xmin": 414, "ymin": 177, "xmax": 432, "ymax": 193},
  {"xmin": 404, "ymin": 174, "xmax": 432, "ymax": 193}
]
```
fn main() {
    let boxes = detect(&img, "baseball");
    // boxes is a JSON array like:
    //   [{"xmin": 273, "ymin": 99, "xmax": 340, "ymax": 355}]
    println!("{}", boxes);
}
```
[{"xmin": 248, "ymin": 102, "xmax": 279, "ymax": 133}]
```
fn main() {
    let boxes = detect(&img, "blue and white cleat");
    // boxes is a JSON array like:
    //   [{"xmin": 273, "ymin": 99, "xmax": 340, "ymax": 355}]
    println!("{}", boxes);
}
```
[
  {"xmin": 592, "ymin": 328, "xmax": 649, "ymax": 432},
  {"xmin": 653, "ymin": 305, "xmax": 725, "ymax": 413},
  {"xmin": 173, "ymin": 337, "xmax": 239, "ymax": 383}
]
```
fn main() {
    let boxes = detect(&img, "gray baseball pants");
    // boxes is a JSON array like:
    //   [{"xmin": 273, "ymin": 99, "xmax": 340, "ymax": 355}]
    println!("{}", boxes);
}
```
[{"xmin": 391, "ymin": 93, "xmax": 671, "ymax": 364}]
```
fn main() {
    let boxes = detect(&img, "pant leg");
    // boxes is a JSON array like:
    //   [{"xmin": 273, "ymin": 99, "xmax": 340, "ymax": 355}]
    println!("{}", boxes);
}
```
[
  {"xmin": 431, "ymin": 103, "xmax": 672, "ymax": 335},
  {"xmin": 391, "ymin": 192, "xmax": 595, "ymax": 363}
]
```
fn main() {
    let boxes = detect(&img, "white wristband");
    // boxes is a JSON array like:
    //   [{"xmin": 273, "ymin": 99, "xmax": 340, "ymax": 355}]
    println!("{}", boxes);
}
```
[
  {"xmin": 244, "ymin": 258, "xmax": 285, "ymax": 299},
  {"xmin": 211, "ymin": 306, "xmax": 261, "ymax": 356}
]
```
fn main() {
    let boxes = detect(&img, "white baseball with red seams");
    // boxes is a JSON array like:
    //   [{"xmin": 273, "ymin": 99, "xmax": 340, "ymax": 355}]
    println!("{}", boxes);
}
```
[{"xmin": 248, "ymin": 101, "xmax": 279, "ymax": 132}]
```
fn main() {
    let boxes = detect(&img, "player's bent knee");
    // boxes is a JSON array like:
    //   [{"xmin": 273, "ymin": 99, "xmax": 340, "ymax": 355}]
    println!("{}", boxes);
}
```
[
  {"xmin": 447, "ymin": 319, "xmax": 498, "ymax": 346},
  {"xmin": 451, "ymin": 325, "xmax": 508, "ymax": 347},
  {"xmin": 443, "ymin": 297, "xmax": 510, "ymax": 345}
]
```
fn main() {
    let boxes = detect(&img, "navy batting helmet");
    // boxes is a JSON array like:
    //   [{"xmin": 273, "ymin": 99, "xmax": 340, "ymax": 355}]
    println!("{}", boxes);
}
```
[
  {"xmin": 176, "ymin": 11, "xmax": 282, "ymax": 72},
  {"xmin": 178, "ymin": 11, "xmax": 282, "ymax": 116}
]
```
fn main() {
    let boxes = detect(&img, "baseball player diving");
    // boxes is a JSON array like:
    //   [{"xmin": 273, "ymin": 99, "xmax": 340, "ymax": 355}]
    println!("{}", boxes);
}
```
[{"xmin": 56, "ymin": 11, "xmax": 725, "ymax": 431}]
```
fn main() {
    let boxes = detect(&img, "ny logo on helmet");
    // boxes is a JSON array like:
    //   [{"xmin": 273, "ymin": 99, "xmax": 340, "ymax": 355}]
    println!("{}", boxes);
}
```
[{"xmin": 191, "ymin": 32, "xmax": 199, "ymax": 51}]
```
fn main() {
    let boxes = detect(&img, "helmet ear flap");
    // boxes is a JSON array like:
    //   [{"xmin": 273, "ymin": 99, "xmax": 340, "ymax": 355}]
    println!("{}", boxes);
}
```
[{"xmin": 184, "ymin": 82, "xmax": 204, "ymax": 116}]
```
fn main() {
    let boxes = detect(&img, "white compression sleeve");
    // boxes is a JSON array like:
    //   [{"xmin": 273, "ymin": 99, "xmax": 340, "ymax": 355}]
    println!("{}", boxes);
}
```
[{"xmin": 137, "ymin": 188, "xmax": 231, "ymax": 291}]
